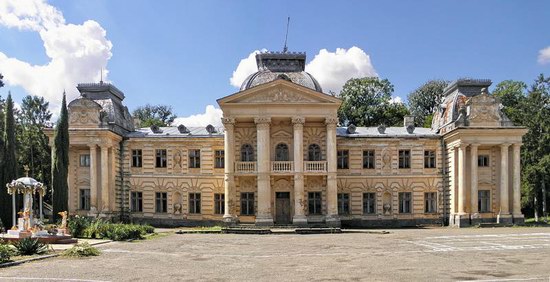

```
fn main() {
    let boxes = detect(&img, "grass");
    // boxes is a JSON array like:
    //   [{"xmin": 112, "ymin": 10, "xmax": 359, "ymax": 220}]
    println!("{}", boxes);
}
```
[
  {"xmin": 189, "ymin": 226, "xmax": 223, "ymax": 231},
  {"xmin": 525, "ymin": 216, "xmax": 550, "ymax": 225}
]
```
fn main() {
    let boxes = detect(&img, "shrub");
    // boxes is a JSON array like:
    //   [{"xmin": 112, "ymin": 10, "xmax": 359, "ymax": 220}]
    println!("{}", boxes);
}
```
[
  {"xmin": 0, "ymin": 244, "xmax": 16, "ymax": 263},
  {"xmin": 68, "ymin": 216, "xmax": 92, "ymax": 238},
  {"xmin": 84, "ymin": 219, "xmax": 109, "ymax": 239},
  {"xmin": 62, "ymin": 242, "xmax": 100, "ymax": 257},
  {"xmin": 14, "ymin": 238, "xmax": 48, "ymax": 256},
  {"xmin": 97, "ymin": 223, "xmax": 153, "ymax": 241}
]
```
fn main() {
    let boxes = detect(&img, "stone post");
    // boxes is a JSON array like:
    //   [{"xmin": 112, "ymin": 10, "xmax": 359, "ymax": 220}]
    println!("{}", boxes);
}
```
[
  {"xmin": 222, "ymin": 117, "xmax": 236, "ymax": 223},
  {"xmin": 456, "ymin": 143, "xmax": 469, "ymax": 227},
  {"xmin": 12, "ymin": 193, "xmax": 16, "ymax": 227},
  {"xmin": 255, "ymin": 117, "xmax": 273, "ymax": 225},
  {"xmin": 292, "ymin": 116, "xmax": 307, "ymax": 226},
  {"xmin": 512, "ymin": 143, "xmax": 524, "ymax": 223},
  {"xmin": 497, "ymin": 143, "xmax": 512, "ymax": 224},
  {"xmin": 89, "ymin": 144, "xmax": 98, "ymax": 213},
  {"xmin": 470, "ymin": 144, "xmax": 479, "ymax": 223},
  {"xmin": 100, "ymin": 145, "xmax": 110, "ymax": 213},
  {"xmin": 325, "ymin": 117, "xmax": 340, "ymax": 227}
]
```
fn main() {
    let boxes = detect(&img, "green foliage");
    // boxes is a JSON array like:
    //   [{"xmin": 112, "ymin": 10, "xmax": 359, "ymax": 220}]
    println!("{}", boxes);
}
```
[
  {"xmin": 67, "ymin": 216, "xmax": 92, "ymax": 238},
  {"xmin": 0, "ymin": 244, "xmax": 16, "ymax": 263},
  {"xmin": 85, "ymin": 218, "xmax": 110, "ymax": 239},
  {"xmin": 407, "ymin": 80, "xmax": 449, "ymax": 127},
  {"xmin": 52, "ymin": 94, "xmax": 69, "ymax": 221},
  {"xmin": 132, "ymin": 104, "xmax": 177, "ymax": 127},
  {"xmin": 492, "ymin": 80, "xmax": 528, "ymax": 124},
  {"xmin": 67, "ymin": 217, "xmax": 153, "ymax": 241},
  {"xmin": 14, "ymin": 238, "xmax": 48, "ymax": 256},
  {"xmin": 0, "ymin": 73, "xmax": 4, "ymax": 88},
  {"xmin": 62, "ymin": 242, "xmax": 100, "ymax": 257},
  {"xmin": 0, "ymin": 93, "xmax": 17, "ymax": 227},
  {"xmin": 338, "ymin": 77, "xmax": 409, "ymax": 127}
]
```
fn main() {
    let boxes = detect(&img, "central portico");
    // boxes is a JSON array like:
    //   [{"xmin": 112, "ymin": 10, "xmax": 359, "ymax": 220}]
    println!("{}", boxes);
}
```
[{"xmin": 217, "ymin": 51, "xmax": 342, "ymax": 226}]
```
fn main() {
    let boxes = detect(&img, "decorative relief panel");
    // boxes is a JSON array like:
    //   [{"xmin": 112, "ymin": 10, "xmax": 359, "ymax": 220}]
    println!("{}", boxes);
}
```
[
  {"xmin": 68, "ymin": 98, "xmax": 101, "ymax": 127},
  {"xmin": 239, "ymin": 88, "xmax": 319, "ymax": 103}
]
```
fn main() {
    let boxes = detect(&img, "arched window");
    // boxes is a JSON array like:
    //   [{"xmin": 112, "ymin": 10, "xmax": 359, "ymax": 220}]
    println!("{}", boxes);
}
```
[
  {"xmin": 308, "ymin": 144, "xmax": 322, "ymax": 161},
  {"xmin": 241, "ymin": 144, "xmax": 254, "ymax": 162},
  {"xmin": 275, "ymin": 143, "xmax": 289, "ymax": 161}
]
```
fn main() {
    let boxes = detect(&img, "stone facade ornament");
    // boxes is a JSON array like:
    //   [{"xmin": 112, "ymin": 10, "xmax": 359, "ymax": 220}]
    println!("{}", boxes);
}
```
[
  {"xmin": 173, "ymin": 150, "xmax": 183, "ymax": 168},
  {"xmin": 243, "ymin": 88, "xmax": 316, "ymax": 103}
]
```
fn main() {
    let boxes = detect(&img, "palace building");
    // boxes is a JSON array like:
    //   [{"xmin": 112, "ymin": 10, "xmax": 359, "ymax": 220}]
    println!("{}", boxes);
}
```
[{"xmin": 47, "ymin": 51, "xmax": 527, "ymax": 227}]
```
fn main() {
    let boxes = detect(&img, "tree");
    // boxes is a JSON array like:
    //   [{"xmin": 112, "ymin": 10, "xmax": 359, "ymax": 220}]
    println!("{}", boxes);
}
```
[
  {"xmin": 0, "ymin": 73, "xmax": 4, "ymax": 88},
  {"xmin": 132, "ymin": 104, "xmax": 176, "ymax": 127},
  {"xmin": 492, "ymin": 80, "xmax": 528, "ymax": 124},
  {"xmin": 338, "ymin": 77, "xmax": 409, "ymax": 127},
  {"xmin": 0, "ymin": 93, "xmax": 18, "ymax": 227},
  {"xmin": 407, "ymin": 80, "xmax": 449, "ymax": 127},
  {"xmin": 52, "ymin": 94, "xmax": 69, "ymax": 221}
]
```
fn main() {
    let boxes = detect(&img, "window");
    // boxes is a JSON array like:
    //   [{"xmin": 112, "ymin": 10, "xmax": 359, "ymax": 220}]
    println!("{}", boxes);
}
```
[
  {"xmin": 308, "ymin": 144, "xmax": 322, "ymax": 161},
  {"xmin": 478, "ymin": 155, "xmax": 490, "ymax": 167},
  {"xmin": 79, "ymin": 154, "xmax": 90, "ymax": 167},
  {"xmin": 337, "ymin": 150, "xmax": 349, "ymax": 169},
  {"xmin": 478, "ymin": 190, "xmax": 491, "ymax": 213},
  {"xmin": 363, "ymin": 193, "xmax": 376, "ymax": 214},
  {"xmin": 308, "ymin": 192, "xmax": 322, "ymax": 215},
  {"xmin": 189, "ymin": 149, "xmax": 201, "ymax": 168},
  {"xmin": 155, "ymin": 149, "xmax": 167, "ymax": 168},
  {"xmin": 399, "ymin": 150, "xmax": 411, "ymax": 169},
  {"xmin": 131, "ymin": 192, "xmax": 143, "ymax": 212},
  {"xmin": 132, "ymin": 149, "xmax": 142, "ymax": 168},
  {"xmin": 424, "ymin": 150, "xmax": 436, "ymax": 169},
  {"xmin": 425, "ymin": 192, "xmax": 437, "ymax": 213},
  {"xmin": 241, "ymin": 144, "xmax": 254, "ymax": 161},
  {"xmin": 363, "ymin": 150, "xmax": 375, "ymax": 169},
  {"xmin": 214, "ymin": 193, "xmax": 224, "ymax": 215},
  {"xmin": 338, "ymin": 193, "xmax": 350, "ymax": 215},
  {"xmin": 214, "ymin": 150, "xmax": 224, "ymax": 168},
  {"xmin": 189, "ymin": 193, "xmax": 201, "ymax": 214},
  {"xmin": 275, "ymin": 143, "xmax": 289, "ymax": 161},
  {"xmin": 79, "ymin": 189, "xmax": 90, "ymax": 210},
  {"xmin": 399, "ymin": 192, "xmax": 412, "ymax": 213},
  {"xmin": 155, "ymin": 192, "xmax": 167, "ymax": 213},
  {"xmin": 240, "ymin": 192, "xmax": 254, "ymax": 215}
]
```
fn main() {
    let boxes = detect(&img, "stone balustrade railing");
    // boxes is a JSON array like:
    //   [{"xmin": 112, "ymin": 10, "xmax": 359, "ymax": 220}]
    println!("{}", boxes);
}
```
[
  {"xmin": 235, "ymin": 161, "xmax": 257, "ymax": 173},
  {"xmin": 304, "ymin": 161, "xmax": 327, "ymax": 173},
  {"xmin": 271, "ymin": 161, "xmax": 294, "ymax": 173}
]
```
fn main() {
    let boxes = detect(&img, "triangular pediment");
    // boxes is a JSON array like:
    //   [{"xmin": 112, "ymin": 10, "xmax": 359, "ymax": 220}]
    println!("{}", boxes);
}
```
[{"xmin": 217, "ymin": 79, "xmax": 341, "ymax": 106}]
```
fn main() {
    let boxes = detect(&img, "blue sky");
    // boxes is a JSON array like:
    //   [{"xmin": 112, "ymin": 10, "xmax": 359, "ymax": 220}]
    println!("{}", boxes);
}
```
[{"xmin": 0, "ymin": 0, "xmax": 549, "ymax": 123}]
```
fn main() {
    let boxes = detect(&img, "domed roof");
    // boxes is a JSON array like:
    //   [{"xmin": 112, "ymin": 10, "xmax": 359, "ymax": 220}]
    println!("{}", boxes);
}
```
[{"xmin": 240, "ymin": 51, "xmax": 323, "ymax": 92}]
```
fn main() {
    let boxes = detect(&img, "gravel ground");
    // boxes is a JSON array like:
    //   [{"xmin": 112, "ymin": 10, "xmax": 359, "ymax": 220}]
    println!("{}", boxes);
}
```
[{"xmin": 1, "ymin": 227, "xmax": 550, "ymax": 281}]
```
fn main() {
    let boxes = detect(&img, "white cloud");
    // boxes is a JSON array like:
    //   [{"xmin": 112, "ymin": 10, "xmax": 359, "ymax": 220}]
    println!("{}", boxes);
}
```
[
  {"xmin": 173, "ymin": 105, "xmax": 223, "ymax": 127},
  {"xmin": 538, "ymin": 46, "xmax": 550, "ymax": 65},
  {"xmin": 0, "ymin": 0, "xmax": 112, "ymax": 113},
  {"xmin": 229, "ymin": 46, "xmax": 377, "ymax": 94},
  {"xmin": 390, "ymin": 96, "xmax": 403, "ymax": 104}
]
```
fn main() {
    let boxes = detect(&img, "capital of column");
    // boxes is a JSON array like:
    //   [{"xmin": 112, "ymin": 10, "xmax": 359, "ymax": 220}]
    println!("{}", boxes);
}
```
[
  {"xmin": 512, "ymin": 143, "xmax": 522, "ymax": 150},
  {"xmin": 470, "ymin": 143, "xmax": 479, "ymax": 149},
  {"xmin": 325, "ymin": 116, "xmax": 338, "ymax": 128},
  {"xmin": 457, "ymin": 143, "xmax": 469, "ymax": 149},
  {"xmin": 221, "ymin": 117, "xmax": 236, "ymax": 126},
  {"xmin": 292, "ymin": 116, "xmax": 305, "ymax": 125},
  {"xmin": 500, "ymin": 143, "xmax": 511, "ymax": 149},
  {"xmin": 255, "ymin": 117, "xmax": 271, "ymax": 130},
  {"xmin": 88, "ymin": 144, "xmax": 97, "ymax": 149}
]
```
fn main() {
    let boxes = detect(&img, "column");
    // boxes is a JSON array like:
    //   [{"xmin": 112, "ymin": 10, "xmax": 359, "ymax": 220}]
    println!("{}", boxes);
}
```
[
  {"xmin": 325, "ymin": 117, "xmax": 340, "ymax": 226},
  {"xmin": 12, "ymin": 193, "xmax": 16, "ymax": 227},
  {"xmin": 100, "ymin": 145, "xmax": 110, "ymax": 213},
  {"xmin": 470, "ymin": 144, "xmax": 479, "ymax": 217},
  {"xmin": 292, "ymin": 116, "xmax": 307, "ymax": 225},
  {"xmin": 512, "ymin": 143, "xmax": 524, "ymax": 222},
  {"xmin": 255, "ymin": 117, "xmax": 273, "ymax": 225},
  {"xmin": 497, "ymin": 143, "xmax": 512, "ymax": 224},
  {"xmin": 222, "ymin": 117, "xmax": 236, "ymax": 223},
  {"xmin": 89, "ymin": 144, "xmax": 98, "ymax": 213},
  {"xmin": 457, "ymin": 143, "xmax": 468, "ymax": 215}
]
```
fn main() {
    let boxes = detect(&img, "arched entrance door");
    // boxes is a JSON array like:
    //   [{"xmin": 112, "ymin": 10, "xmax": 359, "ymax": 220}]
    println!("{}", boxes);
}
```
[{"xmin": 275, "ymin": 192, "xmax": 291, "ymax": 224}]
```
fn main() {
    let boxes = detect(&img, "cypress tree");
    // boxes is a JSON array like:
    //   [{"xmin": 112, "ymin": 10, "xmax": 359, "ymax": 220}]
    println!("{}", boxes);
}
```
[
  {"xmin": 52, "ymin": 93, "xmax": 69, "ymax": 221},
  {"xmin": 0, "ymin": 93, "xmax": 18, "ymax": 227}
]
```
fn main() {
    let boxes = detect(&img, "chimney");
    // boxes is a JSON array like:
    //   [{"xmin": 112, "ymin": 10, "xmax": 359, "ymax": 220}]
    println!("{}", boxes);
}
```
[
  {"xmin": 404, "ymin": 115, "xmax": 415, "ymax": 134},
  {"xmin": 133, "ymin": 118, "xmax": 141, "ymax": 129}
]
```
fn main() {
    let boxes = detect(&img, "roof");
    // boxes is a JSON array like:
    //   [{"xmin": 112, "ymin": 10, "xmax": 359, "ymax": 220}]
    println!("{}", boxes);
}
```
[
  {"xmin": 337, "ymin": 127, "xmax": 438, "ymax": 138},
  {"xmin": 126, "ymin": 126, "xmax": 225, "ymax": 138}
]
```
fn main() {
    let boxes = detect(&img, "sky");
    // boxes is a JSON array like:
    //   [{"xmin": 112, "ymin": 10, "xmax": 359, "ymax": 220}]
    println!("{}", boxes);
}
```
[{"xmin": 0, "ymin": 0, "xmax": 549, "ymax": 125}]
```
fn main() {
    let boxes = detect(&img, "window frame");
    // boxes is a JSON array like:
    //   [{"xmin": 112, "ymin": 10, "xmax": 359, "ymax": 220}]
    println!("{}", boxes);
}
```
[
  {"xmin": 275, "ymin": 143, "xmax": 290, "ymax": 161},
  {"xmin": 399, "ymin": 192, "xmax": 412, "ymax": 214},
  {"xmin": 362, "ymin": 150, "xmax": 375, "ymax": 169},
  {"xmin": 132, "ymin": 149, "xmax": 143, "ymax": 168},
  {"xmin": 337, "ymin": 150, "xmax": 349, "ymax": 169},
  {"xmin": 308, "ymin": 144, "xmax": 322, "ymax": 161},
  {"xmin": 478, "ymin": 155, "xmax": 490, "ymax": 167},
  {"xmin": 363, "ymin": 192, "xmax": 376, "ymax": 214},
  {"xmin": 155, "ymin": 192, "xmax": 167, "ymax": 213},
  {"xmin": 214, "ymin": 150, "xmax": 224, "ymax": 169},
  {"xmin": 189, "ymin": 149, "xmax": 201, "ymax": 169},
  {"xmin": 241, "ymin": 144, "xmax": 254, "ymax": 162},
  {"xmin": 240, "ymin": 192, "xmax": 255, "ymax": 216},
  {"xmin": 424, "ymin": 192, "xmax": 437, "ymax": 213},
  {"xmin": 308, "ymin": 192, "xmax": 322, "ymax": 215},
  {"xmin": 214, "ymin": 193, "xmax": 224, "ymax": 215},
  {"xmin": 79, "ymin": 188, "xmax": 90, "ymax": 210},
  {"xmin": 478, "ymin": 190, "xmax": 491, "ymax": 213},
  {"xmin": 155, "ymin": 149, "xmax": 167, "ymax": 168},
  {"xmin": 131, "ymin": 191, "xmax": 143, "ymax": 212},
  {"xmin": 337, "ymin": 193, "xmax": 350, "ymax": 215},
  {"xmin": 189, "ymin": 192, "xmax": 201, "ymax": 214},
  {"xmin": 399, "ymin": 150, "xmax": 411, "ymax": 169},
  {"xmin": 79, "ymin": 154, "xmax": 90, "ymax": 167},
  {"xmin": 424, "ymin": 150, "xmax": 436, "ymax": 169}
]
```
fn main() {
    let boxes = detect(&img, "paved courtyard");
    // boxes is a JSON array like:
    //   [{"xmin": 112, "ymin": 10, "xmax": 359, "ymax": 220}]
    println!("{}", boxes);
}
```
[{"xmin": 1, "ymin": 227, "xmax": 550, "ymax": 281}]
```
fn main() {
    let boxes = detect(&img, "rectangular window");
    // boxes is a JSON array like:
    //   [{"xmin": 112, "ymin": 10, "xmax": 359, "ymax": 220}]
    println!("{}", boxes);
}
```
[
  {"xmin": 131, "ymin": 191, "xmax": 143, "ymax": 212},
  {"xmin": 399, "ymin": 192, "xmax": 412, "ymax": 213},
  {"xmin": 337, "ymin": 150, "xmax": 349, "ymax": 169},
  {"xmin": 189, "ymin": 149, "xmax": 201, "ymax": 168},
  {"xmin": 362, "ymin": 150, "xmax": 375, "ymax": 169},
  {"xmin": 478, "ymin": 190, "xmax": 491, "ymax": 213},
  {"xmin": 308, "ymin": 192, "xmax": 322, "ymax": 215},
  {"xmin": 189, "ymin": 193, "xmax": 201, "ymax": 214},
  {"xmin": 155, "ymin": 192, "xmax": 167, "ymax": 213},
  {"xmin": 363, "ymin": 193, "xmax": 376, "ymax": 214},
  {"xmin": 240, "ymin": 192, "xmax": 255, "ymax": 215},
  {"xmin": 424, "ymin": 150, "xmax": 436, "ymax": 169},
  {"xmin": 399, "ymin": 150, "xmax": 411, "ymax": 169},
  {"xmin": 132, "ymin": 149, "xmax": 142, "ymax": 168},
  {"xmin": 338, "ymin": 193, "xmax": 350, "ymax": 215},
  {"xmin": 424, "ymin": 192, "xmax": 437, "ymax": 213},
  {"xmin": 214, "ymin": 150, "xmax": 224, "ymax": 168},
  {"xmin": 79, "ymin": 154, "xmax": 90, "ymax": 167},
  {"xmin": 478, "ymin": 155, "xmax": 490, "ymax": 167},
  {"xmin": 79, "ymin": 189, "xmax": 90, "ymax": 210},
  {"xmin": 214, "ymin": 193, "xmax": 225, "ymax": 215},
  {"xmin": 155, "ymin": 149, "xmax": 167, "ymax": 168}
]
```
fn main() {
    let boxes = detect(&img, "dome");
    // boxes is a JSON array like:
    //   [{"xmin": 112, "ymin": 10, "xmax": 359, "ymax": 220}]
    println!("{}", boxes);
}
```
[{"xmin": 239, "ymin": 51, "xmax": 323, "ymax": 93}]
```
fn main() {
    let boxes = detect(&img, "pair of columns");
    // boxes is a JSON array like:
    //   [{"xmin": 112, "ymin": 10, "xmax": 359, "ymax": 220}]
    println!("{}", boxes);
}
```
[
  {"xmin": 88, "ymin": 144, "xmax": 112, "ymax": 213},
  {"xmin": 222, "ymin": 116, "xmax": 339, "ymax": 226},
  {"xmin": 455, "ymin": 143, "xmax": 522, "ymax": 221}
]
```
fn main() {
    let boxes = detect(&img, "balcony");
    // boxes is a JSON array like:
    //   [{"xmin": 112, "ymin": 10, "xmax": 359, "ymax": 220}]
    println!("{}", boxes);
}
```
[
  {"xmin": 235, "ymin": 161, "xmax": 256, "ymax": 174},
  {"xmin": 304, "ymin": 161, "xmax": 327, "ymax": 173},
  {"xmin": 271, "ymin": 161, "xmax": 294, "ymax": 173}
]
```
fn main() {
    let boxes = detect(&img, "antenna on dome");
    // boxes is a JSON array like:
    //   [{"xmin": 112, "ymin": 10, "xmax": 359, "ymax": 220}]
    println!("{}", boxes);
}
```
[{"xmin": 283, "ymin": 17, "xmax": 290, "ymax": 53}]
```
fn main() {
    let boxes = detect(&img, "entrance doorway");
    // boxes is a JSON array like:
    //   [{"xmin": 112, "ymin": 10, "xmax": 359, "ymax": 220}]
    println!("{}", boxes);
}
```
[{"xmin": 275, "ymin": 192, "xmax": 291, "ymax": 225}]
